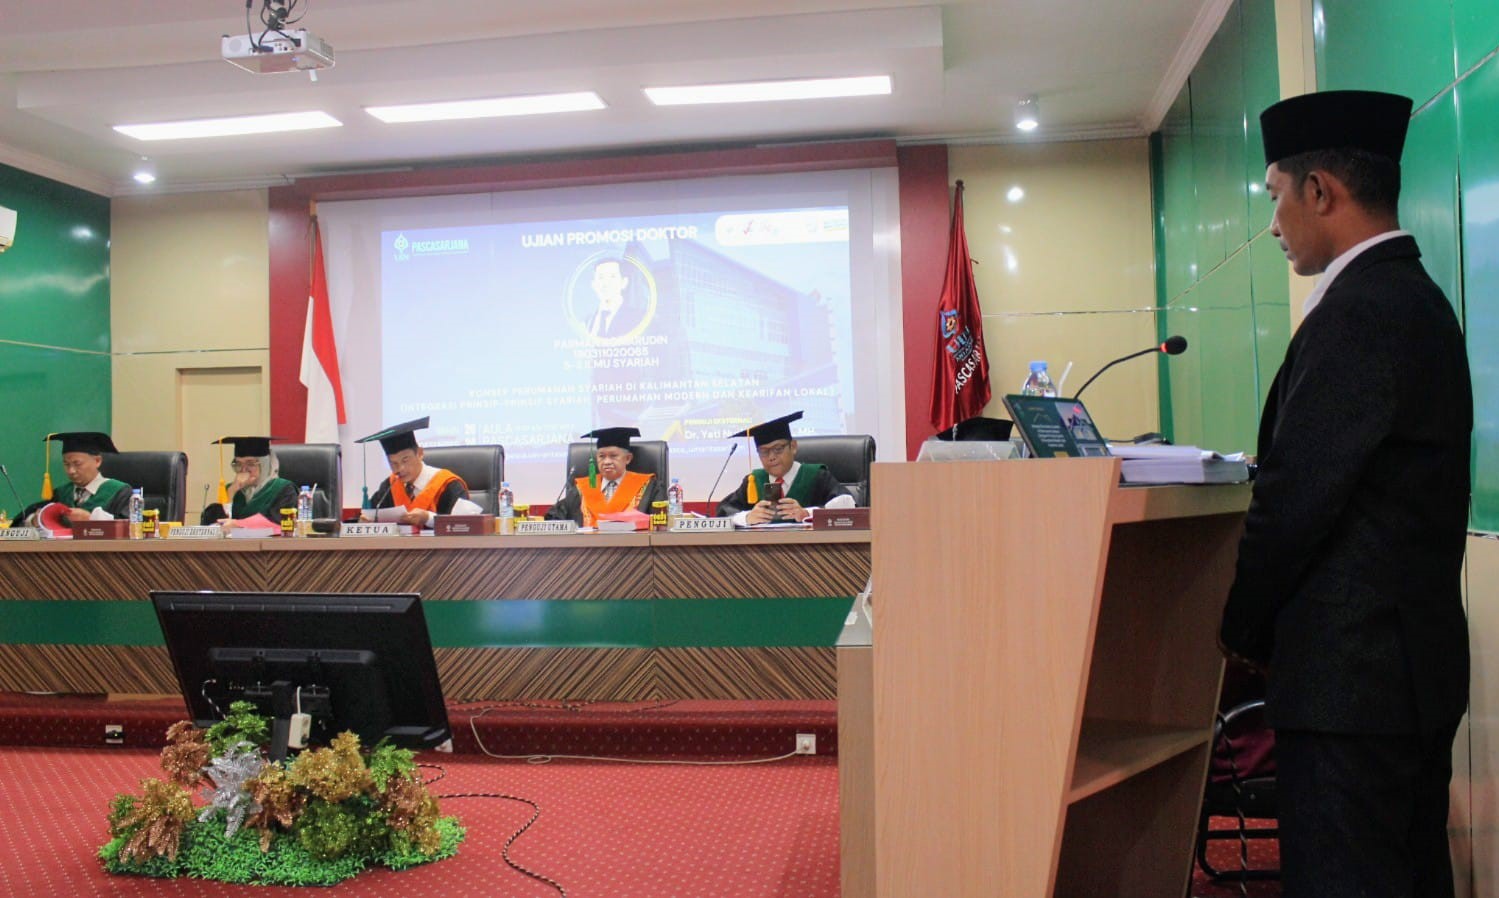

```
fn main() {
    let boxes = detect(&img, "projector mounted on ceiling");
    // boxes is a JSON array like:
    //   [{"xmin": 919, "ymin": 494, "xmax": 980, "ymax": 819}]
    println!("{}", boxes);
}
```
[
  {"xmin": 222, "ymin": 29, "xmax": 334, "ymax": 75},
  {"xmin": 222, "ymin": 0, "xmax": 333, "ymax": 77}
]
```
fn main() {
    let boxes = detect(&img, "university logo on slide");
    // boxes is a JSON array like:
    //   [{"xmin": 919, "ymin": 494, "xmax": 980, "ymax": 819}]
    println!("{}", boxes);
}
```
[{"xmin": 392, "ymin": 233, "xmax": 410, "ymax": 262}]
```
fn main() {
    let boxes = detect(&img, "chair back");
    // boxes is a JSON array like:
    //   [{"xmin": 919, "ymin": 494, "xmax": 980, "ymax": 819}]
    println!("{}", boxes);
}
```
[
  {"xmin": 564, "ymin": 440, "xmax": 669, "ymax": 487},
  {"xmin": 792, "ymin": 435, "xmax": 876, "ymax": 506},
  {"xmin": 274, "ymin": 443, "xmax": 343, "ymax": 518},
  {"xmin": 421, "ymin": 445, "xmax": 505, "ymax": 515},
  {"xmin": 100, "ymin": 451, "xmax": 188, "ymax": 522}
]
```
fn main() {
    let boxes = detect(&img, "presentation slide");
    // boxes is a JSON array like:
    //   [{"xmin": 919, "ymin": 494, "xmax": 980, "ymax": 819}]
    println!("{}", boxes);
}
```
[{"xmin": 320, "ymin": 170, "xmax": 903, "ymax": 504}]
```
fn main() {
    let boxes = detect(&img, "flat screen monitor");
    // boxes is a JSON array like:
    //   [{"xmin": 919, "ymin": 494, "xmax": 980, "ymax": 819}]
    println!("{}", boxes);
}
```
[{"xmin": 152, "ymin": 591, "xmax": 450, "ymax": 751}]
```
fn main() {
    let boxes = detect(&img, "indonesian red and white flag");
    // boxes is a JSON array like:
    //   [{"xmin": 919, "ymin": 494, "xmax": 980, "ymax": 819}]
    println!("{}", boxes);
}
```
[{"xmin": 299, "ymin": 219, "xmax": 346, "ymax": 443}]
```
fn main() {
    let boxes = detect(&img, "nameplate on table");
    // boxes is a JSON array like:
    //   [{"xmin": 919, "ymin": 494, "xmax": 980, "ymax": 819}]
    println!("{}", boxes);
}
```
[
  {"xmin": 669, "ymin": 517, "xmax": 734, "ymax": 532},
  {"xmin": 73, "ymin": 520, "xmax": 130, "ymax": 540},
  {"xmin": 811, "ymin": 507, "xmax": 871, "ymax": 531},
  {"xmin": 435, "ymin": 514, "xmax": 495, "ymax": 536},
  {"xmin": 164, "ymin": 525, "xmax": 225, "ymax": 540},
  {"xmin": 341, "ymin": 522, "xmax": 400, "ymax": 538},
  {"xmin": 515, "ymin": 520, "xmax": 578, "ymax": 535},
  {"xmin": 0, "ymin": 527, "xmax": 46, "ymax": 540}
]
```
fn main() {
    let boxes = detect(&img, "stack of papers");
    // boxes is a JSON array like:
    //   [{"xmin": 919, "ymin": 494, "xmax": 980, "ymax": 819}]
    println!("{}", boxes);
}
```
[{"xmin": 1108, "ymin": 444, "xmax": 1250, "ymax": 484}]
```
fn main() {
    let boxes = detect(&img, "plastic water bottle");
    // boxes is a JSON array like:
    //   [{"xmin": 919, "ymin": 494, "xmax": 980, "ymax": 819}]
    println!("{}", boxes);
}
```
[
  {"xmin": 667, "ymin": 477, "xmax": 684, "ymax": 526},
  {"xmin": 296, "ymin": 485, "xmax": 313, "ymax": 537},
  {"xmin": 128, "ymin": 488, "xmax": 145, "ymax": 540},
  {"xmin": 498, "ymin": 481, "xmax": 515, "ymax": 535},
  {"xmin": 1021, "ymin": 361, "xmax": 1056, "ymax": 397}
]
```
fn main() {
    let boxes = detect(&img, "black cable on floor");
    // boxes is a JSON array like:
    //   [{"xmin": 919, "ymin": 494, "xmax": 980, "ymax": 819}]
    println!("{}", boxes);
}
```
[{"xmin": 424, "ymin": 763, "xmax": 565, "ymax": 897}]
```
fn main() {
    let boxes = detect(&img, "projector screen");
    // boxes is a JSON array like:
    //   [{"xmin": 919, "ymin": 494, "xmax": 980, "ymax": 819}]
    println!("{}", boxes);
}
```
[{"xmin": 318, "ymin": 169, "xmax": 904, "ymax": 506}]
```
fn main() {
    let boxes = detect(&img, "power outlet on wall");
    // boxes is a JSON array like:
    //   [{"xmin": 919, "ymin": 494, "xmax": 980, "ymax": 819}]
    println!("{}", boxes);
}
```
[
  {"xmin": 104, "ymin": 724, "xmax": 124, "ymax": 745},
  {"xmin": 794, "ymin": 733, "xmax": 817, "ymax": 755}
]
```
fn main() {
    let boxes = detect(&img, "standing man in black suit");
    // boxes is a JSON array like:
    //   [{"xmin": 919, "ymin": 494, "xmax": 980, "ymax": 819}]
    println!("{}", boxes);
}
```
[{"xmin": 1220, "ymin": 91, "xmax": 1472, "ymax": 898}]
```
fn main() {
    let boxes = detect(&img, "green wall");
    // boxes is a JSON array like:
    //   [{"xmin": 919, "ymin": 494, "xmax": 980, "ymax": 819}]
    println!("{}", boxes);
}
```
[
  {"xmin": 1314, "ymin": 0, "xmax": 1499, "ymax": 531},
  {"xmin": 1152, "ymin": 0, "xmax": 1288, "ymax": 455},
  {"xmin": 0, "ymin": 164, "xmax": 112, "ymax": 519}
]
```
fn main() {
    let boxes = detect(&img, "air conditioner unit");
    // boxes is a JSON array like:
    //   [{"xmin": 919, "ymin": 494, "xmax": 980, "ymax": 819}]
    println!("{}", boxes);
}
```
[{"xmin": 0, "ymin": 205, "xmax": 16, "ymax": 253}]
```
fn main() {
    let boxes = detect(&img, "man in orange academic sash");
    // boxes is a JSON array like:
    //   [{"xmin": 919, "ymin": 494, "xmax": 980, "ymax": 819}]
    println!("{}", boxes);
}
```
[
  {"xmin": 359, "ymin": 417, "xmax": 482, "ymax": 529},
  {"xmin": 545, "ymin": 427, "xmax": 665, "ymax": 526}
]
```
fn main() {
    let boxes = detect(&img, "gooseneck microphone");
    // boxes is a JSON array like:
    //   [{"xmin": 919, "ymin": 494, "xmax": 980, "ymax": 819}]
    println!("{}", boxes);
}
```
[
  {"xmin": 0, "ymin": 463, "xmax": 28, "ymax": 518},
  {"xmin": 705, "ymin": 443, "xmax": 739, "ymax": 513},
  {"xmin": 1071, "ymin": 336, "xmax": 1188, "ymax": 400}
]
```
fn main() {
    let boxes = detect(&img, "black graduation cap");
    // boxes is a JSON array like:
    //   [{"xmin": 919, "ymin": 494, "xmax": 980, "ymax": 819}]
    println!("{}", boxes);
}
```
[
  {"xmin": 1260, "ymin": 90, "xmax": 1413, "ymax": 166},
  {"xmin": 728, "ymin": 411, "xmax": 803, "ymax": 447},
  {"xmin": 934, "ymin": 416, "xmax": 1013, "ymax": 442},
  {"xmin": 357, "ymin": 417, "xmax": 430, "ymax": 455},
  {"xmin": 210, "ymin": 436, "xmax": 279, "ymax": 457},
  {"xmin": 584, "ymin": 427, "xmax": 640, "ymax": 450},
  {"xmin": 46, "ymin": 432, "xmax": 118, "ymax": 455}
]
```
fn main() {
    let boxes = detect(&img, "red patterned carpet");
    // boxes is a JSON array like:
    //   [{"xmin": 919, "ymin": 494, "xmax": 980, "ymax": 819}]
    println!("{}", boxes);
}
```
[
  {"xmin": 1192, "ymin": 817, "xmax": 1282, "ymax": 897},
  {"xmin": 0, "ymin": 746, "xmax": 839, "ymax": 897}
]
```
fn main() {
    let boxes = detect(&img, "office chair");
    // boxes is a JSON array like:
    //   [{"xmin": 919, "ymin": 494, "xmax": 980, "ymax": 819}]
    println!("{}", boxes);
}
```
[
  {"xmin": 274, "ymin": 443, "xmax": 342, "ymax": 519},
  {"xmin": 792, "ymin": 434, "xmax": 875, "ymax": 506},
  {"xmin": 1194, "ymin": 698, "xmax": 1280, "ymax": 883},
  {"xmin": 422, "ymin": 445, "xmax": 505, "ymax": 515},
  {"xmin": 100, "ymin": 451, "xmax": 188, "ymax": 522}
]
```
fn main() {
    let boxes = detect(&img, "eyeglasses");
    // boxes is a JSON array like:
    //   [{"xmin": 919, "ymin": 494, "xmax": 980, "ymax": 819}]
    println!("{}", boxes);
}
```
[
  {"xmin": 230, "ymin": 460, "xmax": 261, "ymax": 472},
  {"xmin": 757, "ymin": 441, "xmax": 792, "ymax": 458}
]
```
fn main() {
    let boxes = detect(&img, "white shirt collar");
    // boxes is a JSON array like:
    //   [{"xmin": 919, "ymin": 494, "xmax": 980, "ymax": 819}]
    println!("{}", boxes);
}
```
[
  {"xmin": 410, "ymin": 463, "xmax": 438, "ymax": 491},
  {"xmin": 769, "ymin": 461, "xmax": 801, "ymax": 484},
  {"xmin": 1302, "ymin": 229, "xmax": 1409, "ymax": 317},
  {"xmin": 75, "ymin": 473, "xmax": 107, "ymax": 497}
]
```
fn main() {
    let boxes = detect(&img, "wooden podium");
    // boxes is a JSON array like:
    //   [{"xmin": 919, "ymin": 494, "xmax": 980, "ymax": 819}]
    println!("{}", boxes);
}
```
[{"xmin": 839, "ymin": 458, "xmax": 1250, "ymax": 897}]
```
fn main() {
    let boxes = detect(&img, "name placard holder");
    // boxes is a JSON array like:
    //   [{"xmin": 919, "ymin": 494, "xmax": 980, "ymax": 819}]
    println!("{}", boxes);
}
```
[
  {"xmin": 164, "ymin": 526, "xmax": 225, "ymax": 540},
  {"xmin": 341, "ymin": 522, "xmax": 400, "ymax": 538},
  {"xmin": 515, "ymin": 520, "xmax": 578, "ymax": 535},
  {"xmin": 0, "ymin": 527, "xmax": 46, "ymax": 541},
  {"xmin": 669, "ymin": 517, "xmax": 734, "ymax": 532}
]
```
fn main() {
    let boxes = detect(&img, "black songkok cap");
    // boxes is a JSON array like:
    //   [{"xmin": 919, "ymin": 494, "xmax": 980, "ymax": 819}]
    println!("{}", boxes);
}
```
[
  {"xmin": 211, "ymin": 436, "xmax": 278, "ymax": 457},
  {"xmin": 46, "ymin": 432, "xmax": 118, "ymax": 455},
  {"xmin": 728, "ymin": 411, "xmax": 804, "ymax": 447},
  {"xmin": 934, "ymin": 416, "xmax": 1013, "ymax": 442},
  {"xmin": 583, "ymin": 427, "xmax": 640, "ymax": 450},
  {"xmin": 1260, "ymin": 90, "xmax": 1413, "ymax": 167},
  {"xmin": 357, "ymin": 417, "xmax": 429, "ymax": 455}
]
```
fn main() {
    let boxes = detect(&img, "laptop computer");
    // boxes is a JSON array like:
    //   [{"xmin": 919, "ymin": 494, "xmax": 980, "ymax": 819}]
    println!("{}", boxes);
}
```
[{"xmin": 1000, "ymin": 394, "xmax": 1111, "ymax": 459}]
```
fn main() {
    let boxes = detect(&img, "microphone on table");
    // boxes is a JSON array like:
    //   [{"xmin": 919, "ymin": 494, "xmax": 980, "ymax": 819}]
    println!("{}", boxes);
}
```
[
  {"xmin": 0, "ymin": 463, "xmax": 28, "ymax": 518},
  {"xmin": 1071, "ymin": 336, "xmax": 1188, "ymax": 400},
  {"xmin": 704, "ymin": 443, "xmax": 738, "ymax": 514}
]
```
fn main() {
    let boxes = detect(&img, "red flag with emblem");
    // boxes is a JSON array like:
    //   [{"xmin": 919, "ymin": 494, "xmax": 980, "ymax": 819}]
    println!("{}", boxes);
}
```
[{"xmin": 928, "ymin": 180, "xmax": 991, "ymax": 431}]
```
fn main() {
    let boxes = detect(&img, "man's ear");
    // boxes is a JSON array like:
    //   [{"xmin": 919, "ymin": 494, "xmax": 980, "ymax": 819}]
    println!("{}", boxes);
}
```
[{"xmin": 1304, "ymin": 171, "xmax": 1335, "ymax": 213}]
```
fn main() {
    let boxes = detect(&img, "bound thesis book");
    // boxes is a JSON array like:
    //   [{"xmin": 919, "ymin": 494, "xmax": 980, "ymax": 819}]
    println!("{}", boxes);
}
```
[{"xmin": 1108, "ymin": 444, "xmax": 1249, "ymax": 484}]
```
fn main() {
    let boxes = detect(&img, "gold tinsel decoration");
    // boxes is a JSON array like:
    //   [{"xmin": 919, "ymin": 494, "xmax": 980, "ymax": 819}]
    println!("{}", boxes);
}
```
[
  {"xmin": 113, "ymin": 778, "xmax": 196, "ymax": 864},
  {"xmin": 379, "ymin": 775, "xmax": 443, "ymax": 855},
  {"xmin": 244, "ymin": 767, "xmax": 307, "ymax": 852},
  {"xmin": 286, "ymin": 732, "xmax": 373, "ymax": 805},
  {"xmin": 159, "ymin": 721, "xmax": 213, "ymax": 788}
]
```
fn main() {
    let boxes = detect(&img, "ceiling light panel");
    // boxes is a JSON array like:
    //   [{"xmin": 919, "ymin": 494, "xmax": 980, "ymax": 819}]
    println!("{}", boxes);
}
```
[
  {"xmin": 644, "ymin": 75, "xmax": 892, "ymax": 106},
  {"xmin": 366, "ymin": 92, "xmax": 606, "ymax": 123},
  {"xmin": 114, "ymin": 111, "xmax": 342, "ymax": 141}
]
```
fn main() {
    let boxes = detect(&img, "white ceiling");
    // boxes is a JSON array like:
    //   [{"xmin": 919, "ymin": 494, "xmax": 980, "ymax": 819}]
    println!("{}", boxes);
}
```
[{"xmin": 0, "ymin": 0, "xmax": 1229, "ymax": 196}]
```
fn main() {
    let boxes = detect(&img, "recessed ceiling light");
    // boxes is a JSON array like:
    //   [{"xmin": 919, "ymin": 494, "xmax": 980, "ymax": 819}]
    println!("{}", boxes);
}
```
[
  {"xmin": 643, "ymin": 75, "xmax": 892, "ymax": 106},
  {"xmin": 114, "ymin": 111, "xmax": 342, "ymax": 141},
  {"xmin": 1014, "ymin": 95, "xmax": 1040, "ymax": 132},
  {"xmin": 132, "ymin": 157, "xmax": 157, "ymax": 184},
  {"xmin": 366, "ymin": 92, "xmax": 606, "ymax": 123}
]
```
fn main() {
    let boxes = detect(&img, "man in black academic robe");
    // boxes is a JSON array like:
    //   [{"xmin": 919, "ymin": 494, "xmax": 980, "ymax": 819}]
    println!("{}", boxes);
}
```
[
  {"xmin": 1219, "ymin": 90, "xmax": 1472, "ymax": 898},
  {"xmin": 21, "ymin": 432, "xmax": 132, "ymax": 525},
  {"xmin": 546, "ymin": 427, "xmax": 665, "ymax": 525},
  {"xmin": 715, "ymin": 411, "xmax": 854, "ymax": 524}
]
